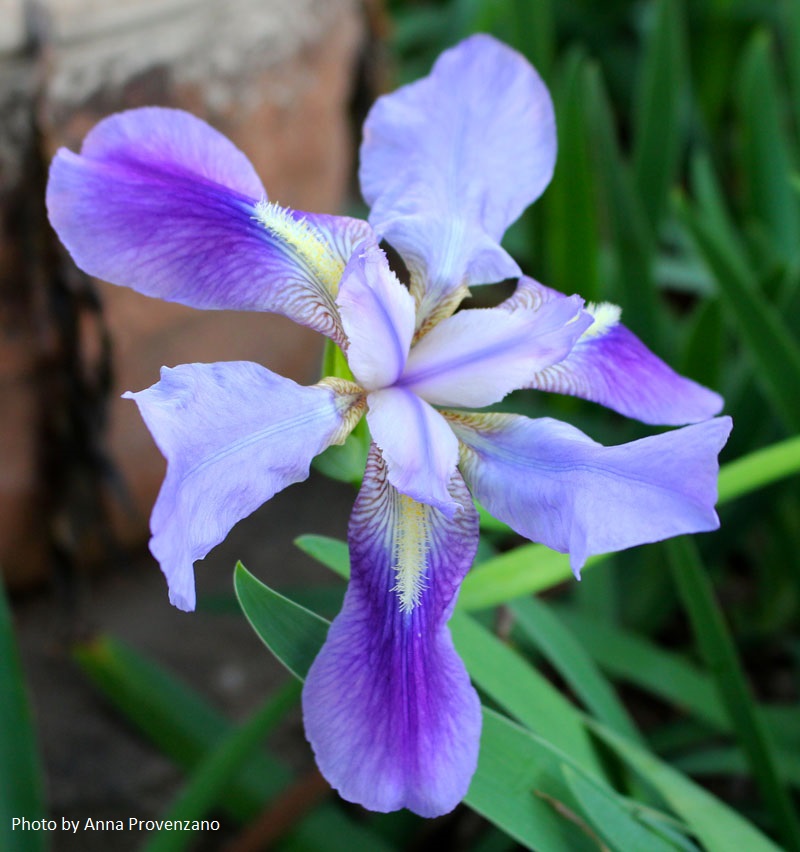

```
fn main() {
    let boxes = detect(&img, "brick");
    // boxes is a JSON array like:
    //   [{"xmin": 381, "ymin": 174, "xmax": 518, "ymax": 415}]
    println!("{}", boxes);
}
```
[{"xmin": 1, "ymin": 0, "xmax": 365, "ymax": 586}]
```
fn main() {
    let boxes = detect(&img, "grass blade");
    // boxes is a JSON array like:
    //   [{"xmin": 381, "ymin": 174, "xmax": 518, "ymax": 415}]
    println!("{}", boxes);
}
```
[
  {"xmin": 553, "ymin": 607, "xmax": 727, "ymax": 731},
  {"xmin": 585, "ymin": 62, "xmax": 663, "ymax": 352},
  {"xmin": 632, "ymin": 0, "xmax": 687, "ymax": 229},
  {"xmin": 717, "ymin": 434, "xmax": 800, "ymax": 503},
  {"xmin": 545, "ymin": 49, "xmax": 600, "ymax": 302},
  {"xmin": 736, "ymin": 29, "xmax": 799, "ymax": 260},
  {"xmin": 667, "ymin": 537, "xmax": 800, "ymax": 849},
  {"xmin": 143, "ymin": 681, "xmax": 301, "ymax": 852},
  {"xmin": 75, "ymin": 635, "xmax": 391, "ymax": 848},
  {"xmin": 509, "ymin": 597, "xmax": 643, "ymax": 743},
  {"xmin": 74, "ymin": 635, "xmax": 290, "ymax": 819},
  {"xmin": 294, "ymin": 535, "xmax": 349, "ymax": 578},
  {"xmin": 681, "ymin": 195, "xmax": 800, "ymax": 433},
  {"xmin": 235, "ymin": 562, "xmax": 329, "ymax": 681},
  {"xmin": 588, "ymin": 719, "xmax": 783, "ymax": 852},
  {"xmin": 674, "ymin": 746, "xmax": 800, "ymax": 790},
  {"xmin": 0, "ymin": 584, "xmax": 45, "ymax": 852},
  {"xmin": 450, "ymin": 613, "xmax": 604, "ymax": 775},
  {"xmin": 561, "ymin": 765, "xmax": 691, "ymax": 852}
]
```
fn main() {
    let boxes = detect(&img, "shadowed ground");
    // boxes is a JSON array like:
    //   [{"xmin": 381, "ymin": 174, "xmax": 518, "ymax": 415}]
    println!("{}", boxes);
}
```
[{"xmin": 13, "ymin": 471, "xmax": 355, "ymax": 851}]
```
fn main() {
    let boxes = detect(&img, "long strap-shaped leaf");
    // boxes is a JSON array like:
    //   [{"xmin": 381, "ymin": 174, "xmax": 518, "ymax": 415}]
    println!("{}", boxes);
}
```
[
  {"xmin": 668, "ymin": 537, "xmax": 800, "ymax": 850},
  {"xmin": 681, "ymin": 175, "xmax": 800, "ymax": 433},
  {"xmin": 0, "ymin": 584, "xmax": 45, "ymax": 852},
  {"xmin": 235, "ymin": 563, "xmax": 779, "ymax": 852}
]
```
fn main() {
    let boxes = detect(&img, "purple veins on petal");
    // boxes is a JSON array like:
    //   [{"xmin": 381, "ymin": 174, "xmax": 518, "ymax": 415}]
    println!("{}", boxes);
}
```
[
  {"xmin": 46, "ymin": 107, "xmax": 371, "ymax": 344},
  {"xmin": 503, "ymin": 277, "xmax": 724, "ymax": 425},
  {"xmin": 302, "ymin": 445, "xmax": 481, "ymax": 817},
  {"xmin": 449, "ymin": 411, "xmax": 733, "ymax": 577},
  {"xmin": 123, "ymin": 362, "xmax": 365, "ymax": 611}
]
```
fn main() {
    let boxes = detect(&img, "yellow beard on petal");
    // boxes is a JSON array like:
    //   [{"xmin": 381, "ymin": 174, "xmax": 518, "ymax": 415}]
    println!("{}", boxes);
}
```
[
  {"xmin": 392, "ymin": 494, "xmax": 429, "ymax": 613},
  {"xmin": 580, "ymin": 301, "xmax": 622, "ymax": 340},
  {"xmin": 253, "ymin": 200, "xmax": 344, "ymax": 296}
]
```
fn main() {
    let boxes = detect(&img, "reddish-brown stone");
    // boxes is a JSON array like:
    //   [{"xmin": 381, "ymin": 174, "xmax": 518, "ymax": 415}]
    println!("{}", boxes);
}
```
[{"xmin": 1, "ymin": 0, "xmax": 365, "ymax": 586}]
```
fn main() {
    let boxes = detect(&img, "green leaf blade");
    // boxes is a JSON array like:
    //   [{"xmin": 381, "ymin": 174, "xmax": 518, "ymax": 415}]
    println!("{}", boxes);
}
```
[
  {"xmin": 632, "ymin": 0, "xmax": 687, "ymax": 229},
  {"xmin": 509, "ymin": 598, "xmax": 643, "ymax": 743},
  {"xmin": 234, "ymin": 562, "xmax": 330, "ymax": 681},
  {"xmin": 683, "ymin": 174, "xmax": 800, "ymax": 433},
  {"xmin": 668, "ymin": 537, "xmax": 800, "ymax": 850},
  {"xmin": 736, "ymin": 29, "xmax": 800, "ymax": 260},
  {"xmin": 0, "ymin": 585, "xmax": 46, "ymax": 852}
]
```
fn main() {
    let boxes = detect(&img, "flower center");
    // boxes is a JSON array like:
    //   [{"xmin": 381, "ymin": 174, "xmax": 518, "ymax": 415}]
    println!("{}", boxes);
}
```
[
  {"xmin": 254, "ymin": 200, "xmax": 344, "ymax": 295},
  {"xmin": 392, "ymin": 494, "xmax": 429, "ymax": 613}
]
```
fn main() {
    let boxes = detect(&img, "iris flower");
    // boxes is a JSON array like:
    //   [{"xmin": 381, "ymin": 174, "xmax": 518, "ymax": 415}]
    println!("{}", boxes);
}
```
[{"xmin": 46, "ymin": 35, "xmax": 731, "ymax": 818}]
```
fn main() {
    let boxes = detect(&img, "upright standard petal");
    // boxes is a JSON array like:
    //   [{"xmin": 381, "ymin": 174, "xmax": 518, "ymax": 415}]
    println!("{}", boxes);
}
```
[
  {"xmin": 399, "ymin": 296, "xmax": 591, "ymax": 408},
  {"xmin": 47, "ymin": 108, "xmax": 371, "ymax": 343},
  {"xmin": 360, "ymin": 34, "xmax": 555, "ymax": 325},
  {"xmin": 450, "ymin": 412, "xmax": 733, "ymax": 576},
  {"xmin": 124, "ymin": 363, "xmax": 365, "ymax": 611},
  {"xmin": 303, "ymin": 446, "xmax": 481, "ymax": 817},
  {"xmin": 366, "ymin": 387, "xmax": 460, "ymax": 515},
  {"xmin": 336, "ymin": 238, "xmax": 415, "ymax": 390},
  {"xmin": 504, "ymin": 277, "xmax": 723, "ymax": 424}
]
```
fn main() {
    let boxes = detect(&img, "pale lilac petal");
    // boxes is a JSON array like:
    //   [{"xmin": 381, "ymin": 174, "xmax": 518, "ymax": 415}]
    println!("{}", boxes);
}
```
[
  {"xmin": 336, "ymin": 238, "xmax": 415, "ymax": 390},
  {"xmin": 377, "ymin": 216, "xmax": 521, "ymax": 332},
  {"xmin": 450, "ymin": 412, "xmax": 733, "ymax": 576},
  {"xmin": 399, "ymin": 296, "xmax": 591, "ymax": 408},
  {"xmin": 47, "ymin": 108, "xmax": 371, "ymax": 342},
  {"xmin": 303, "ymin": 446, "xmax": 481, "ymax": 817},
  {"xmin": 124, "ymin": 363, "xmax": 364, "ymax": 610},
  {"xmin": 366, "ymin": 387, "xmax": 459, "ymax": 515},
  {"xmin": 360, "ymin": 34, "xmax": 555, "ymax": 324},
  {"xmin": 504, "ymin": 277, "xmax": 724, "ymax": 424}
]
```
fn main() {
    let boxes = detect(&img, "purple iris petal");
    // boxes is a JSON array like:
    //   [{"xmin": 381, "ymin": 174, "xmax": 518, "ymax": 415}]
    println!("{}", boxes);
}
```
[
  {"xmin": 366, "ymin": 387, "xmax": 460, "ymax": 515},
  {"xmin": 46, "ymin": 107, "xmax": 371, "ymax": 343},
  {"xmin": 450, "ymin": 412, "xmax": 733, "ymax": 577},
  {"xmin": 400, "ymin": 296, "xmax": 591, "ymax": 408},
  {"xmin": 124, "ymin": 362, "xmax": 364, "ymax": 611},
  {"xmin": 504, "ymin": 277, "xmax": 723, "ymax": 424},
  {"xmin": 374, "ymin": 216, "xmax": 522, "ymax": 332},
  {"xmin": 360, "ymin": 34, "xmax": 555, "ymax": 323},
  {"xmin": 336, "ymin": 238, "xmax": 415, "ymax": 390},
  {"xmin": 303, "ymin": 446, "xmax": 481, "ymax": 817}
]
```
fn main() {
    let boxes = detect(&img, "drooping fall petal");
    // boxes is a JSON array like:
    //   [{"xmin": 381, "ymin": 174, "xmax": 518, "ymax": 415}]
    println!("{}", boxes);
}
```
[{"xmin": 303, "ymin": 446, "xmax": 481, "ymax": 817}]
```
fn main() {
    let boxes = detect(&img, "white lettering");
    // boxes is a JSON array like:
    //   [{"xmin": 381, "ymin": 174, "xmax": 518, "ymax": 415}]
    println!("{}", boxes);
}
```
[{"xmin": 11, "ymin": 818, "xmax": 57, "ymax": 831}]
